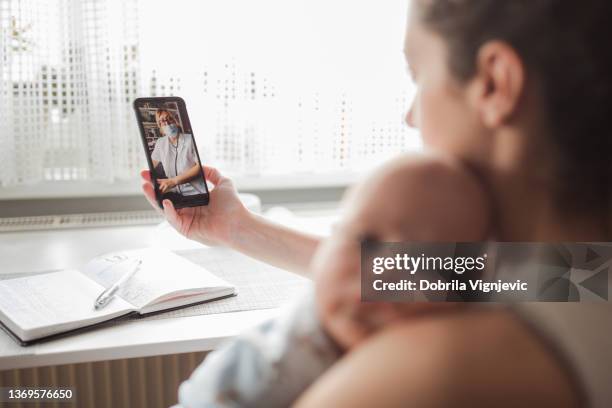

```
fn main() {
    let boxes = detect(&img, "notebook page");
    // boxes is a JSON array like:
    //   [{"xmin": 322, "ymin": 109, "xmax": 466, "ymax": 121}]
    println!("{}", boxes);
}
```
[
  {"xmin": 81, "ymin": 249, "xmax": 234, "ymax": 310},
  {"xmin": 0, "ymin": 270, "xmax": 135, "ymax": 341}
]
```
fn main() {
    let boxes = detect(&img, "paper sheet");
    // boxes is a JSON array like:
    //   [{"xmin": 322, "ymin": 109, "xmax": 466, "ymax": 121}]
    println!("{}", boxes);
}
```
[
  {"xmin": 0, "ymin": 270, "xmax": 134, "ymax": 339},
  {"xmin": 142, "ymin": 247, "xmax": 312, "ymax": 320},
  {"xmin": 82, "ymin": 249, "xmax": 233, "ymax": 310}
]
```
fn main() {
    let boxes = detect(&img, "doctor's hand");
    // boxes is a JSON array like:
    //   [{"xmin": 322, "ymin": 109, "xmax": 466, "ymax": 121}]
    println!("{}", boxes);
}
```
[
  {"xmin": 157, "ymin": 177, "xmax": 177, "ymax": 193},
  {"xmin": 141, "ymin": 166, "xmax": 248, "ymax": 247}
]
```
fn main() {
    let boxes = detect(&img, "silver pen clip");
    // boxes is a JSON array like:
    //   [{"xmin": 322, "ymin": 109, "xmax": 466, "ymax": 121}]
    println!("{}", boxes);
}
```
[{"xmin": 94, "ymin": 259, "xmax": 142, "ymax": 310}]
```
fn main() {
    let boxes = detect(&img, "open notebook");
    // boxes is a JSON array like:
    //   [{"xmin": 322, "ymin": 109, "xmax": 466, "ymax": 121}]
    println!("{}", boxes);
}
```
[{"xmin": 0, "ymin": 249, "xmax": 236, "ymax": 345}]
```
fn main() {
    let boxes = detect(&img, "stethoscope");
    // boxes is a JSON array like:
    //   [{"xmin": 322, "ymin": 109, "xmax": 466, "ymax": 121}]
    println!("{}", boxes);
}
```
[{"xmin": 169, "ymin": 133, "xmax": 183, "ymax": 195}]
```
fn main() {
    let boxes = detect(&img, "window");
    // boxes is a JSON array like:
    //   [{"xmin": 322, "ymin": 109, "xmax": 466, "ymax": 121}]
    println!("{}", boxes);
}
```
[{"xmin": 0, "ymin": 0, "xmax": 419, "ymax": 195}]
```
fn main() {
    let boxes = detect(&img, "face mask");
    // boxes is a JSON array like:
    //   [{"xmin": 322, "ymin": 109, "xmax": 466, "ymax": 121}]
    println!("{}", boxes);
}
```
[{"xmin": 161, "ymin": 123, "xmax": 178, "ymax": 137}]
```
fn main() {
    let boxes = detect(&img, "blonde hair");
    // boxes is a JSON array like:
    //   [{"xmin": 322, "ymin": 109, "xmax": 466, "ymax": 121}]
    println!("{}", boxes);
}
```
[{"xmin": 154, "ymin": 109, "xmax": 180, "ymax": 130}]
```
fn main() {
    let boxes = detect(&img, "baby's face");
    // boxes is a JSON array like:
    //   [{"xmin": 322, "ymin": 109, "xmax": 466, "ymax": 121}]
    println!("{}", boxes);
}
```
[{"xmin": 313, "ymin": 165, "xmax": 417, "ymax": 349}]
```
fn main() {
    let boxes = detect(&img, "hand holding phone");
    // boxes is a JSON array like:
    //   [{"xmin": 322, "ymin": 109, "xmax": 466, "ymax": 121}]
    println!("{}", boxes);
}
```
[
  {"xmin": 140, "ymin": 165, "xmax": 247, "ymax": 247},
  {"xmin": 134, "ymin": 97, "xmax": 210, "ymax": 209}
]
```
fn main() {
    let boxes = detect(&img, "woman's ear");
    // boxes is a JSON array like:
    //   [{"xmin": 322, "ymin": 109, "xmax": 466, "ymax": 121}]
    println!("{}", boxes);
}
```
[{"xmin": 467, "ymin": 41, "xmax": 525, "ymax": 129}]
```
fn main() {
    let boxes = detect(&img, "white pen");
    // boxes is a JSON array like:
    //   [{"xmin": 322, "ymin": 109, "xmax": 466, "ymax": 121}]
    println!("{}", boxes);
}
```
[{"xmin": 94, "ymin": 259, "xmax": 142, "ymax": 310}]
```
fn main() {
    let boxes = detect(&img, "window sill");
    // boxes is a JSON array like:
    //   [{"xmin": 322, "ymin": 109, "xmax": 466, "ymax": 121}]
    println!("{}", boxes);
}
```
[
  {"xmin": 0, "ymin": 173, "xmax": 357, "ymax": 217},
  {"xmin": 0, "ymin": 172, "xmax": 361, "ymax": 200}
]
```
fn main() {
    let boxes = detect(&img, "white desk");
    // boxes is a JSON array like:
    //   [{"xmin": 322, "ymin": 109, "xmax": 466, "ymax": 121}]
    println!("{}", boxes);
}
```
[{"xmin": 0, "ymin": 205, "xmax": 337, "ymax": 370}]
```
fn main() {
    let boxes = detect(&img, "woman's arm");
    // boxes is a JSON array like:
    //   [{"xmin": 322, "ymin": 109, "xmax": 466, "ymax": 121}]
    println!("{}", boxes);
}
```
[
  {"xmin": 228, "ymin": 211, "xmax": 322, "ymax": 276},
  {"xmin": 142, "ymin": 166, "xmax": 322, "ymax": 276}
]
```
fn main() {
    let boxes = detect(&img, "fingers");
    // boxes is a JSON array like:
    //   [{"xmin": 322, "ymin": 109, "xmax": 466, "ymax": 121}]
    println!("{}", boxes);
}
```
[
  {"xmin": 141, "ymin": 169, "xmax": 162, "ymax": 212},
  {"xmin": 203, "ymin": 166, "xmax": 223, "ymax": 186},
  {"xmin": 140, "ymin": 169, "xmax": 151, "ymax": 182},
  {"xmin": 162, "ymin": 199, "xmax": 180, "ymax": 226},
  {"xmin": 141, "ymin": 171, "xmax": 173, "ymax": 213},
  {"xmin": 142, "ymin": 182, "xmax": 163, "ymax": 213}
]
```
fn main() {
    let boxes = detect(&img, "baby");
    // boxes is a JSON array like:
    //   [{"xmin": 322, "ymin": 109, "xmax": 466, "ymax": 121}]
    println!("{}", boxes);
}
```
[{"xmin": 177, "ymin": 154, "xmax": 489, "ymax": 407}]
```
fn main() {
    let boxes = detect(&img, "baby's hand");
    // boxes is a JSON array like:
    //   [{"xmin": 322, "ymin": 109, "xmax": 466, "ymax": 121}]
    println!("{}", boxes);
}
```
[
  {"xmin": 313, "ymin": 237, "xmax": 456, "ymax": 350},
  {"xmin": 312, "ymin": 233, "xmax": 413, "ymax": 350}
]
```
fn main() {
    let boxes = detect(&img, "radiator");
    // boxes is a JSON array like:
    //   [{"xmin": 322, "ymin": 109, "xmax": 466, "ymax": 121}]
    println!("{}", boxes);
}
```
[
  {"xmin": 0, "ymin": 352, "xmax": 207, "ymax": 408},
  {"xmin": 0, "ymin": 211, "xmax": 163, "ymax": 233}
]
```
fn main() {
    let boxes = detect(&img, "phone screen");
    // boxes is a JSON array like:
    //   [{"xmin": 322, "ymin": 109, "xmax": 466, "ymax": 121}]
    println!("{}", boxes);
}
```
[{"xmin": 134, "ymin": 97, "xmax": 210, "ymax": 209}]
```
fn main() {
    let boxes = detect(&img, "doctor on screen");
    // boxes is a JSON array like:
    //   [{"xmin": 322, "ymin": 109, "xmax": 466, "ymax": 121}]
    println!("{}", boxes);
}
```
[{"xmin": 151, "ymin": 109, "xmax": 207, "ymax": 197}]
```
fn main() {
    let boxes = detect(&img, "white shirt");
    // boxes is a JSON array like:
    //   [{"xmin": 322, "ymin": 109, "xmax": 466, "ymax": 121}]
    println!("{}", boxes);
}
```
[{"xmin": 151, "ymin": 133, "xmax": 207, "ymax": 196}]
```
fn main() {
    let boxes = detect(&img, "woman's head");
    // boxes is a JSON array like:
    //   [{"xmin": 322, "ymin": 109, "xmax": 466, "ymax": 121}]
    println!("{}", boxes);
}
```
[
  {"xmin": 406, "ymin": 0, "xmax": 612, "ymax": 216},
  {"xmin": 155, "ymin": 109, "xmax": 181, "ymax": 137}
]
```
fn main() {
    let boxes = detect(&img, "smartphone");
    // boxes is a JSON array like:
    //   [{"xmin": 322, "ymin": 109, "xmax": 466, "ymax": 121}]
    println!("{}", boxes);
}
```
[{"xmin": 134, "ymin": 97, "xmax": 210, "ymax": 209}]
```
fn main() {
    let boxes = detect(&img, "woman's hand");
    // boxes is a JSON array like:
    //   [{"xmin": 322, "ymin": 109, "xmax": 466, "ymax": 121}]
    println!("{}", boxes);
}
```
[
  {"xmin": 156, "ymin": 177, "xmax": 177, "ymax": 193},
  {"xmin": 142, "ymin": 165, "xmax": 321, "ymax": 274},
  {"xmin": 141, "ymin": 166, "xmax": 248, "ymax": 246}
]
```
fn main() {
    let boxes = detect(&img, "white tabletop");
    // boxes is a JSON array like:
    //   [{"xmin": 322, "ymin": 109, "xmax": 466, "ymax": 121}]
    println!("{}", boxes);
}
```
[
  {"xmin": 0, "ymin": 307, "xmax": 283, "ymax": 370},
  {"xmin": 0, "ymin": 205, "xmax": 337, "ymax": 370}
]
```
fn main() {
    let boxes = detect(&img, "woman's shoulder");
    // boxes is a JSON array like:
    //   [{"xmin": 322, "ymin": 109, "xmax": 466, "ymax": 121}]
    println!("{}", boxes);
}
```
[{"xmin": 295, "ymin": 308, "xmax": 581, "ymax": 407}]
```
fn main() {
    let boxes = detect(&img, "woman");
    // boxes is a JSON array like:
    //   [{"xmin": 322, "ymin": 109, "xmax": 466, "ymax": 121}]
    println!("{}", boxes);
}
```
[
  {"xmin": 151, "ymin": 109, "xmax": 207, "ymax": 198},
  {"xmin": 142, "ymin": 0, "xmax": 612, "ymax": 406}
]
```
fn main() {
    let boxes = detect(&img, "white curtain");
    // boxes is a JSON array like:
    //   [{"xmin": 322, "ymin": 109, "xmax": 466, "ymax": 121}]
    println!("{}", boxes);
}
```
[
  {"xmin": 0, "ymin": 0, "xmax": 141, "ymax": 186},
  {"xmin": 0, "ymin": 0, "xmax": 418, "ymax": 188}
]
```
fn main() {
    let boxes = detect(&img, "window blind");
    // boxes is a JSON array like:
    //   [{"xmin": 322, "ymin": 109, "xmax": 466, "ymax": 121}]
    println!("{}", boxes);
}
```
[{"xmin": 0, "ymin": 0, "xmax": 419, "ymax": 190}]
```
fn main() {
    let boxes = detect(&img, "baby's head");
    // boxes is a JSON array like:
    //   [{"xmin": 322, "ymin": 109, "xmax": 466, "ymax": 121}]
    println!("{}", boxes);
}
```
[
  {"xmin": 322, "ymin": 153, "xmax": 488, "ymax": 260},
  {"xmin": 312, "ymin": 153, "xmax": 488, "ymax": 349}
]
